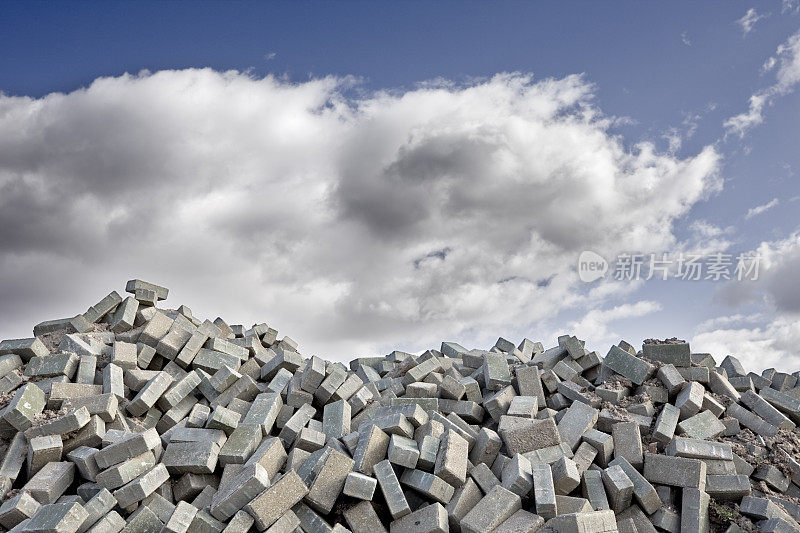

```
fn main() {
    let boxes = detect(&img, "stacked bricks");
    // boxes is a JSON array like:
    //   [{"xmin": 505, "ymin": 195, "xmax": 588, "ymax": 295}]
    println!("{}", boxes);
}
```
[{"xmin": 2, "ymin": 283, "xmax": 800, "ymax": 531}]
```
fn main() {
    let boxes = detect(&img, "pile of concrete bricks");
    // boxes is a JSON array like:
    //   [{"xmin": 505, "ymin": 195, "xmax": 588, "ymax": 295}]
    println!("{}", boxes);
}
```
[{"xmin": 1, "ymin": 281, "xmax": 800, "ymax": 532}]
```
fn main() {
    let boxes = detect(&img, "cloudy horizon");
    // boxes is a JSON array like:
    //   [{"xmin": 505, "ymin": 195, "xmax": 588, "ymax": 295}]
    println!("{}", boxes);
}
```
[{"xmin": 1, "ymin": 3, "xmax": 799, "ymax": 372}]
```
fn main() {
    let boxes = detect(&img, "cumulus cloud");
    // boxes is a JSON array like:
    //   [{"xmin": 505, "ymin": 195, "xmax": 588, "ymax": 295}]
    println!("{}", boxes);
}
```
[
  {"xmin": 697, "ymin": 232, "xmax": 800, "ymax": 371},
  {"xmin": 0, "ymin": 69, "xmax": 721, "ymax": 361},
  {"xmin": 693, "ymin": 315, "xmax": 800, "ymax": 372},
  {"xmin": 714, "ymin": 232, "xmax": 800, "ymax": 313},
  {"xmin": 567, "ymin": 301, "xmax": 662, "ymax": 349},
  {"xmin": 737, "ymin": 8, "xmax": 767, "ymax": 36},
  {"xmin": 745, "ymin": 198, "xmax": 779, "ymax": 219},
  {"xmin": 725, "ymin": 28, "xmax": 800, "ymax": 137}
]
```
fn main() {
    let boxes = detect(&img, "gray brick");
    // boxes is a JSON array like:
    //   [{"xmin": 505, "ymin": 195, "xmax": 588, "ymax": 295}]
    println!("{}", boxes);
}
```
[
  {"xmin": 433, "ymin": 429, "xmax": 468, "ymax": 487},
  {"xmin": 602, "ymin": 464, "xmax": 633, "ymax": 513},
  {"xmin": 373, "ymin": 459, "xmax": 410, "ymax": 520},
  {"xmin": 681, "ymin": 488, "xmax": 710, "ymax": 533},
  {"xmin": 609, "ymin": 456, "xmax": 660, "ymax": 514},
  {"xmin": 705, "ymin": 474, "xmax": 751, "ymax": 500},
  {"xmin": 390, "ymin": 502, "xmax": 448, "ymax": 533},
  {"xmin": 399, "ymin": 469, "xmax": 455, "ymax": 504},
  {"xmin": 24, "ymin": 502, "xmax": 88, "ymax": 533},
  {"xmin": 643, "ymin": 453, "xmax": 706, "ymax": 490},
  {"xmin": 612, "ymin": 421, "xmax": 643, "ymax": 470},
  {"xmin": 23, "ymin": 461, "xmax": 75, "ymax": 504},
  {"xmin": 342, "ymin": 502, "xmax": 386, "ymax": 533},
  {"xmin": 353, "ymin": 425, "xmax": 390, "ymax": 475},
  {"xmin": 343, "ymin": 472, "xmax": 377, "ymax": 500},
  {"xmin": 531, "ymin": 462, "xmax": 557, "ymax": 519},
  {"xmin": 582, "ymin": 469, "xmax": 610, "ymax": 511},
  {"xmin": 1, "ymin": 383, "xmax": 45, "ymax": 432},
  {"xmin": 642, "ymin": 342, "xmax": 691, "ymax": 366},
  {"xmin": 112, "ymin": 463, "xmax": 170, "ymax": 508},
  {"xmin": 0, "ymin": 492, "xmax": 40, "ymax": 529},
  {"xmin": 604, "ymin": 345, "xmax": 654, "ymax": 385},
  {"xmin": 557, "ymin": 401, "xmax": 599, "ymax": 451},
  {"xmin": 460, "ymin": 485, "xmax": 521, "ymax": 533},
  {"xmin": 210, "ymin": 463, "xmax": 270, "ymax": 521},
  {"xmin": 0, "ymin": 337, "xmax": 50, "ymax": 362}
]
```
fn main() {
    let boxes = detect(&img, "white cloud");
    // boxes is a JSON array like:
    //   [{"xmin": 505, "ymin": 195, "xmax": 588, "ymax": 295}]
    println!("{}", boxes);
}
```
[
  {"xmin": 784, "ymin": 0, "xmax": 799, "ymax": 14},
  {"xmin": 568, "ymin": 301, "xmax": 662, "ymax": 349},
  {"xmin": 698, "ymin": 232, "xmax": 800, "ymax": 371},
  {"xmin": 681, "ymin": 31, "xmax": 692, "ymax": 46},
  {"xmin": 725, "ymin": 28, "xmax": 800, "ymax": 137},
  {"xmin": 745, "ymin": 198, "xmax": 779, "ymax": 219},
  {"xmin": 737, "ymin": 8, "xmax": 767, "ymax": 36},
  {"xmin": 0, "ymin": 69, "xmax": 722, "ymax": 361},
  {"xmin": 693, "ymin": 315, "xmax": 800, "ymax": 373}
]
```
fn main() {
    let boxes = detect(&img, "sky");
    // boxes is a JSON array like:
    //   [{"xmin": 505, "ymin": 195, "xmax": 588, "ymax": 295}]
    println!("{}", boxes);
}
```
[{"xmin": 1, "ymin": 1, "xmax": 799, "ymax": 371}]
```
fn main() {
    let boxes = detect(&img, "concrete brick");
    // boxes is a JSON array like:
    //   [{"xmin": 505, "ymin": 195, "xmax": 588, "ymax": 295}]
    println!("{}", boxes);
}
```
[
  {"xmin": 666, "ymin": 437, "xmax": 733, "ymax": 460},
  {"xmin": 353, "ymin": 425, "xmax": 390, "ymax": 475},
  {"xmin": 612, "ymin": 421, "xmax": 643, "ymax": 470},
  {"xmin": 433, "ymin": 429, "xmax": 468, "ymax": 487},
  {"xmin": 209, "ymin": 463, "xmax": 270, "ymax": 521},
  {"xmin": 389, "ymin": 502, "xmax": 448, "ymax": 533},
  {"xmin": 342, "ymin": 502, "xmax": 386, "ymax": 533},
  {"xmin": 298, "ymin": 447, "xmax": 355, "ymax": 514},
  {"xmin": 501, "ymin": 416, "xmax": 561, "ymax": 455},
  {"xmin": 604, "ymin": 345, "xmax": 654, "ymax": 385},
  {"xmin": 609, "ymin": 456, "xmax": 660, "ymax": 514},
  {"xmin": 0, "ymin": 492, "xmax": 40, "ymax": 529},
  {"xmin": 657, "ymin": 364, "xmax": 686, "ymax": 395},
  {"xmin": 1, "ymin": 383, "xmax": 45, "ymax": 432},
  {"xmin": 741, "ymin": 389, "xmax": 795, "ymax": 430},
  {"xmin": 557, "ymin": 401, "xmax": 599, "ymax": 452},
  {"xmin": 726, "ymin": 402, "xmax": 779, "ymax": 437},
  {"xmin": 515, "ymin": 365, "xmax": 546, "ymax": 407},
  {"xmin": 642, "ymin": 342, "xmax": 691, "ymax": 366},
  {"xmin": 675, "ymin": 381, "xmax": 705, "ymax": 419},
  {"xmin": 460, "ymin": 485, "xmax": 521, "ymax": 533},
  {"xmin": 27, "ymin": 435, "xmax": 63, "ymax": 477},
  {"xmin": 582, "ymin": 469, "xmax": 610, "ymax": 511},
  {"xmin": 643, "ymin": 453, "xmax": 706, "ymax": 490},
  {"xmin": 531, "ymin": 462, "xmax": 557, "ymax": 519},
  {"xmin": 681, "ymin": 488, "xmax": 710, "ymax": 533},
  {"xmin": 373, "ymin": 459, "xmax": 410, "ymax": 520},
  {"xmin": 602, "ymin": 464, "xmax": 633, "ymax": 513},
  {"xmin": 323, "ymin": 400, "xmax": 351, "ymax": 441},
  {"xmin": 547, "ymin": 509, "xmax": 617, "ymax": 533},
  {"xmin": 23, "ymin": 461, "xmax": 75, "ymax": 504},
  {"xmin": 399, "ymin": 469, "xmax": 455, "ymax": 505},
  {"xmin": 343, "ymin": 471, "xmax": 377, "ymax": 500},
  {"xmin": 0, "ymin": 337, "xmax": 50, "ymax": 362},
  {"xmin": 552, "ymin": 456, "xmax": 581, "ymax": 495},
  {"xmin": 112, "ymin": 463, "xmax": 170, "ymax": 508},
  {"xmin": 162, "ymin": 440, "xmax": 219, "ymax": 475},
  {"xmin": 24, "ymin": 502, "xmax": 88, "ymax": 533}
]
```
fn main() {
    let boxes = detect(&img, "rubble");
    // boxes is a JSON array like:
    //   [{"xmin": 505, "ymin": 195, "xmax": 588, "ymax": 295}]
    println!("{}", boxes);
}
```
[{"xmin": 2, "ymin": 281, "xmax": 800, "ymax": 531}]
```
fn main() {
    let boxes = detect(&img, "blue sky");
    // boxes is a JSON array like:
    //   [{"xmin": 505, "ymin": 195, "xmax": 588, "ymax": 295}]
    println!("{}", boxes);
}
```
[{"xmin": 1, "ymin": 1, "xmax": 799, "ymax": 370}]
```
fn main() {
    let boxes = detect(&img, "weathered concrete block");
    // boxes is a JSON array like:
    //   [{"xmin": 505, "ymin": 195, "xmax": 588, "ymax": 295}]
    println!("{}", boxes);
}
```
[
  {"xmin": 643, "ymin": 453, "xmax": 706, "ymax": 490},
  {"xmin": 604, "ymin": 346, "xmax": 654, "ymax": 385},
  {"xmin": 602, "ymin": 464, "xmax": 633, "ymax": 513},
  {"xmin": 24, "ymin": 501, "xmax": 88, "ymax": 533},
  {"xmin": 612, "ymin": 421, "xmax": 643, "ymax": 470},
  {"xmin": 373, "ymin": 459, "xmax": 410, "ymax": 520},
  {"xmin": 460, "ymin": 485, "xmax": 521, "ymax": 533},
  {"xmin": 643, "ymin": 342, "xmax": 691, "ymax": 366}
]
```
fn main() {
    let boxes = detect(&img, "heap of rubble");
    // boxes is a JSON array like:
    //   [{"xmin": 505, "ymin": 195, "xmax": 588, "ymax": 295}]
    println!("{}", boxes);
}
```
[{"xmin": 1, "ymin": 280, "xmax": 799, "ymax": 532}]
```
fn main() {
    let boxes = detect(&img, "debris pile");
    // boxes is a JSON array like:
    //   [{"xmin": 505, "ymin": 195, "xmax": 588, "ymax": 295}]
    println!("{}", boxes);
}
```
[{"xmin": 1, "ymin": 280, "xmax": 799, "ymax": 532}]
